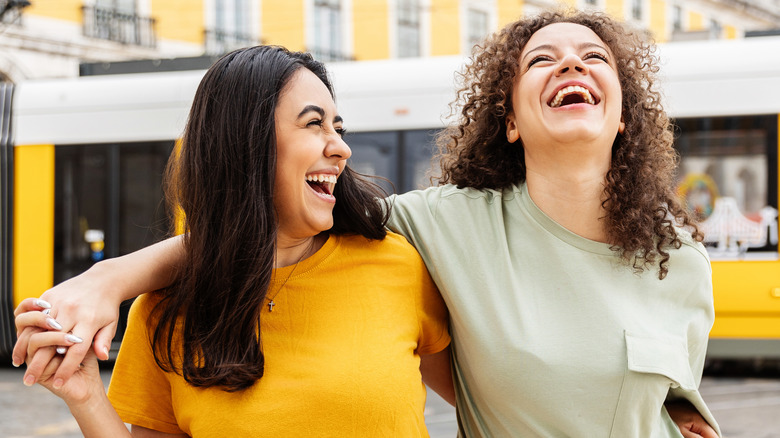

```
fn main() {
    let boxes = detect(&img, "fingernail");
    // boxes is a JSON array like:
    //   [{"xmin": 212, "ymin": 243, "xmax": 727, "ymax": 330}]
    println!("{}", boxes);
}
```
[
  {"xmin": 11, "ymin": 356, "xmax": 21, "ymax": 367},
  {"xmin": 53, "ymin": 379, "xmax": 64, "ymax": 390},
  {"xmin": 23, "ymin": 375, "xmax": 35, "ymax": 386},
  {"xmin": 65, "ymin": 334, "xmax": 83, "ymax": 344},
  {"xmin": 46, "ymin": 318, "xmax": 63, "ymax": 330},
  {"xmin": 42, "ymin": 309, "xmax": 51, "ymax": 315},
  {"xmin": 102, "ymin": 346, "xmax": 110, "ymax": 360},
  {"xmin": 56, "ymin": 347, "xmax": 67, "ymax": 354},
  {"xmin": 34, "ymin": 299, "xmax": 52, "ymax": 309}
]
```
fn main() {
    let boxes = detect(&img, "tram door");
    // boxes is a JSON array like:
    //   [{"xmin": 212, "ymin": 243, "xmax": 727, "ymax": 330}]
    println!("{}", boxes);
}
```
[{"xmin": 53, "ymin": 141, "xmax": 173, "ymax": 351}]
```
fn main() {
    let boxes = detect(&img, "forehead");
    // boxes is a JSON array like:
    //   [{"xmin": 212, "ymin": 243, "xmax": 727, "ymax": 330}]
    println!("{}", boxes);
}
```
[
  {"xmin": 522, "ymin": 22, "xmax": 607, "ymax": 55},
  {"xmin": 277, "ymin": 69, "xmax": 335, "ymax": 111}
]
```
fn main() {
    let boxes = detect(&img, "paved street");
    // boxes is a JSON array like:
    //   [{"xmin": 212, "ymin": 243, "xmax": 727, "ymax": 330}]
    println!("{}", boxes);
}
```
[{"xmin": 2, "ymin": 363, "xmax": 779, "ymax": 437}]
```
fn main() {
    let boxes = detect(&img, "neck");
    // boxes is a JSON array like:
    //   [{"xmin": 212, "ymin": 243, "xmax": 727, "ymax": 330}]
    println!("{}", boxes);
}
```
[
  {"xmin": 275, "ymin": 233, "xmax": 325, "ymax": 268},
  {"xmin": 524, "ymin": 147, "xmax": 611, "ymax": 243}
]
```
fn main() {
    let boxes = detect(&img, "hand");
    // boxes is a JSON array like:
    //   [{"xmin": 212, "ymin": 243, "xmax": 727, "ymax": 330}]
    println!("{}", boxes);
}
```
[
  {"xmin": 24, "ymin": 332, "xmax": 105, "ymax": 407},
  {"xmin": 666, "ymin": 400, "xmax": 719, "ymax": 438},
  {"xmin": 12, "ymin": 262, "xmax": 123, "ymax": 386}
]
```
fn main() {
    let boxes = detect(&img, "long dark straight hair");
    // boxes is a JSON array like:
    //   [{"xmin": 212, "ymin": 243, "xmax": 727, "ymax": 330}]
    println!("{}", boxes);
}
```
[{"xmin": 153, "ymin": 46, "xmax": 390, "ymax": 391}]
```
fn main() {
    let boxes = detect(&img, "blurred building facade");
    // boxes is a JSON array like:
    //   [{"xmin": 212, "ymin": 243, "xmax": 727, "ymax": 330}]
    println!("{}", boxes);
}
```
[{"xmin": 1, "ymin": 0, "xmax": 779, "ymax": 81}]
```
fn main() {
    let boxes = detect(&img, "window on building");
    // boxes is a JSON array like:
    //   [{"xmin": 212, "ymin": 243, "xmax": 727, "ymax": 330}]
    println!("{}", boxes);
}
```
[
  {"xmin": 584, "ymin": 0, "xmax": 597, "ymax": 6},
  {"xmin": 312, "ymin": 0, "xmax": 346, "ymax": 61},
  {"xmin": 206, "ymin": 0, "xmax": 255, "ymax": 55},
  {"xmin": 397, "ymin": 0, "xmax": 421, "ymax": 58},
  {"xmin": 631, "ymin": 0, "xmax": 642, "ymax": 21},
  {"xmin": 467, "ymin": 8, "xmax": 488, "ymax": 49},
  {"xmin": 710, "ymin": 19, "xmax": 722, "ymax": 39},
  {"xmin": 672, "ymin": 5, "xmax": 683, "ymax": 31},
  {"xmin": 84, "ymin": 0, "xmax": 156, "ymax": 47}
]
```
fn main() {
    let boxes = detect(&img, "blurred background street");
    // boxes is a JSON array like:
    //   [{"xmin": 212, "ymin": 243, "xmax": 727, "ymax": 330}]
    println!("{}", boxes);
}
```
[{"xmin": 2, "ymin": 363, "xmax": 780, "ymax": 438}]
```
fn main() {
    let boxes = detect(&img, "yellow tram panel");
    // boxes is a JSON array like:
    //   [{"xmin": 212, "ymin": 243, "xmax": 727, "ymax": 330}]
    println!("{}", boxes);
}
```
[{"xmin": 13, "ymin": 144, "xmax": 55, "ymax": 308}]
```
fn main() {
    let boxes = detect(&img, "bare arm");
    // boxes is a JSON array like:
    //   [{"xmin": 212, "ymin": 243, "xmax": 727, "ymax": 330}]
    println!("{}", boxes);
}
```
[
  {"xmin": 13, "ymin": 235, "xmax": 186, "ymax": 386},
  {"xmin": 420, "ymin": 346, "xmax": 455, "ymax": 406}
]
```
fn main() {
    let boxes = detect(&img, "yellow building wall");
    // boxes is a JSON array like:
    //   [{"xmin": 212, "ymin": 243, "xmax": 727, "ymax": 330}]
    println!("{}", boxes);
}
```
[
  {"xmin": 430, "ymin": 0, "xmax": 460, "ymax": 56},
  {"xmin": 262, "ymin": 0, "xmax": 306, "ymax": 52},
  {"xmin": 688, "ymin": 11, "xmax": 704, "ymax": 30},
  {"xmin": 725, "ymin": 25, "xmax": 737, "ymax": 39},
  {"xmin": 25, "ymin": 0, "xmax": 82, "ymax": 23},
  {"xmin": 497, "ymin": 0, "xmax": 523, "ymax": 29},
  {"xmin": 353, "ymin": 0, "xmax": 390, "ymax": 60},
  {"xmin": 604, "ymin": 0, "xmax": 624, "ymax": 20},
  {"xmin": 150, "ymin": 0, "xmax": 205, "ymax": 44},
  {"xmin": 649, "ymin": 0, "xmax": 667, "ymax": 42},
  {"xmin": 13, "ymin": 145, "xmax": 55, "ymax": 307}
]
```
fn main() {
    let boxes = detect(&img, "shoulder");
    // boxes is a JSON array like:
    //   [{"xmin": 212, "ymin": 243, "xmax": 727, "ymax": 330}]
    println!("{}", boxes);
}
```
[
  {"xmin": 391, "ymin": 184, "xmax": 514, "ymax": 216},
  {"xmin": 671, "ymin": 227, "xmax": 711, "ymax": 272},
  {"xmin": 128, "ymin": 292, "xmax": 168, "ymax": 327},
  {"xmin": 338, "ymin": 231, "xmax": 420, "ymax": 257}
]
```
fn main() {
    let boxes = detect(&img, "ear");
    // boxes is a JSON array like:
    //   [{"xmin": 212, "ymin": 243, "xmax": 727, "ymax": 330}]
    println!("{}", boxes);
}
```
[
  {"xmin": 506, "ymin": 113, "xmax": 520, "ymax": 143},
  {"xmin": 618, "ymin": 116, "xmax": 625, "ymax": 135}
]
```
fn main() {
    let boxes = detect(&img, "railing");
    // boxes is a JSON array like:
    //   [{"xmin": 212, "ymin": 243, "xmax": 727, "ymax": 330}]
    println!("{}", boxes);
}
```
[
  {"xmin": 81, "ymin": 5, "xmax": 157, "ymax": 48},
  {"xmin": 203, "ymin": 29, "xmax": 260, "ymax": 56}
]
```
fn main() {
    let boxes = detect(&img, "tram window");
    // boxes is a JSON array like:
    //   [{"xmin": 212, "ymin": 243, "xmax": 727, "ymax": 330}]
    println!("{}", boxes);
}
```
[
  {"xmin": 402, "ymin": 129, "xmax": 439, "ymax": 191},
  {"xmin": 674, "ymin": 115, "xmax": 778, "ymax": 252},
  {"xmin": 346, "ymin": 131, "xmax": 399, "ymax": 195},
  {"xmin": 54, "ymin": 141, "xmax": 174, "ymax": 284}
]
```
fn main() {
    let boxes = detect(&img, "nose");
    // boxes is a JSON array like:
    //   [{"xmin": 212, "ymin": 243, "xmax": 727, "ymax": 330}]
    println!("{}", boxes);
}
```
[
  {"xmin": 555, "ymin": 53, "xmax": 589, "ymax": 76},
  {"xmin": 325, "ymin": 133, "xmax": 352, "ymax": 161}
]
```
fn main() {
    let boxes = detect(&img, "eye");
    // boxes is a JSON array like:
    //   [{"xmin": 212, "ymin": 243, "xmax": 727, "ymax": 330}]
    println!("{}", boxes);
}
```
[
  {"xmin": 306, "ymin": 119, "xmax": 324, "ymax": 128},
  {"xmin": 335, "ymin": 127, "xmax": 347, "ymax": 138},
  {"xmin": 527, "ymin": 55, "xmax": 553, "ymax": 68},
  {"xmin": 584, "ymin": 51, "xmax": 609, "ymax": 63}
]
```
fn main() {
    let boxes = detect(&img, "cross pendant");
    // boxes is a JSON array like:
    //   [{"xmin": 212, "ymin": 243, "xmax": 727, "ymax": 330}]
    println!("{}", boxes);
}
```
[{"xmin": 268, "ymin": 300, "xmax": 275, "ymax": 312}]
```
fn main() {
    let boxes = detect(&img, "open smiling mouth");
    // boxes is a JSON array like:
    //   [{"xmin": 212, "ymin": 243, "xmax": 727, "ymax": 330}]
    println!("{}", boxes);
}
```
[
  {"xmin": 306, "ymin": 174, "xmax": 337, "ymax": 196},
  {"xmin": 549, "ymin": 85, "xmax": 597, "ymax": 108}
]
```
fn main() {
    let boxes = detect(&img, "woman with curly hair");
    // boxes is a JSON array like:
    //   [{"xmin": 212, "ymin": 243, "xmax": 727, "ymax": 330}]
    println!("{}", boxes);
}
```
[{"xmin": 16, "ymin": 9, "xmax": 718, "ymax": 438}]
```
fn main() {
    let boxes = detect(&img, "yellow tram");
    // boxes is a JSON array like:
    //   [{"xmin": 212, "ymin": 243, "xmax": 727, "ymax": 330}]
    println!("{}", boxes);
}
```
[{"xmin": 1, "ymin": 35, "xmax": 779, "ymax": 359}]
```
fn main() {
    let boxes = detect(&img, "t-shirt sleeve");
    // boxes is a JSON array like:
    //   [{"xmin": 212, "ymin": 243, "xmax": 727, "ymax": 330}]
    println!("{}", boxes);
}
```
[
  {"xmin": 107, "ymin": 294, "xmax": 184, "ymax": 434},
  {"xmin": 411, "ymin": 253, "xmax": 450, "ymax": 356}
]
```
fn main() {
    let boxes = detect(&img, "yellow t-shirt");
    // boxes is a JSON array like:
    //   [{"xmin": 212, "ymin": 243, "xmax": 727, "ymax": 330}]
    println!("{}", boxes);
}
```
[{"xmin": 107, "ymin": 232, "xmax": 450, "ymax": 437}]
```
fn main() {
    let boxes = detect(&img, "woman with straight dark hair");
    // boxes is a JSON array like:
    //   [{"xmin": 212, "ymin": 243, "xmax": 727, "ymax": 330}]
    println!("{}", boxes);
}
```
[{"xmin": 14, "ymin": 45, "xmax": 452, "ymax": 437}]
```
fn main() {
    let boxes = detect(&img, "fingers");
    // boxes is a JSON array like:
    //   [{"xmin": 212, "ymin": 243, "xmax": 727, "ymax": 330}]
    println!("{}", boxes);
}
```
[
  {"xmin": 53, "ymin": 340, "xmax": 94, "ymax": 388},
  {"xmin": 92, "ymin": 323, "xmax": 118, "ymax": 361},
  {"xmin": 13, "ymin": 306, "xmax": 66, "ymax": 367},
  {"xmin": 24, "ymin": 331, "xmax": 84, "ymax": 388},
  {"xmin": 15, "ymin": 309, "xmax": 65, "ymax": 333},
  {"xmin": 12, "ymin": 326, "xmax": 43, "ymax": 367},
  {"xmin": 14, "ymin": 297, "xmax": 52, "ymax": 317}
]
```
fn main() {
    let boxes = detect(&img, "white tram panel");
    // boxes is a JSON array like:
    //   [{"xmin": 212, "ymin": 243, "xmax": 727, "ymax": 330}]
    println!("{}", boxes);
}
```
[
  {"xmin": 13, "ymin": 70, "xmax": 202, "ymax": 146},
  {"xmin": 660, "ymin": 35, "xmax": 780, "ymax": 118}
]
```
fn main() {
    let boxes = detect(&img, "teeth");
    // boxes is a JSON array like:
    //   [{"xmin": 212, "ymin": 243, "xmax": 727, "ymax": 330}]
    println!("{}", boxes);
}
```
[
  {"xmin": 306, "ymin": 174, "xmax": 337, "ymax": 184},
  {"xmin": 550, "ymin": 85, "xmax": 595, "ymax": 108}
]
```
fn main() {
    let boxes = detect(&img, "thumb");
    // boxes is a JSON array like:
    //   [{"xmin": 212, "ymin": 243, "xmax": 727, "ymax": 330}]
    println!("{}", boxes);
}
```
[{"xmin": 92, "ymin": 323, "xmax": 117, "ymax": 360}]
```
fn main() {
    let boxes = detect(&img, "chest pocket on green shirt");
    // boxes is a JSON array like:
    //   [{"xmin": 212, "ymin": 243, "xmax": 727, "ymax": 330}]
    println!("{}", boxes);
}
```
[{"xmin": 609, "ymin": 332, "xmax": 696, "ymax": 438}]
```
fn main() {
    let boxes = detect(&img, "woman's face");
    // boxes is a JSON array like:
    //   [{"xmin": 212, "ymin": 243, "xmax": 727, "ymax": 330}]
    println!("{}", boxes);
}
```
[
  {"xmin": 273, "ymin": 68, "xmax": 351, "ymax": 241},
  {"xmin": 506, "ymin": 22, "xmax": 623, "ymax": 155}
]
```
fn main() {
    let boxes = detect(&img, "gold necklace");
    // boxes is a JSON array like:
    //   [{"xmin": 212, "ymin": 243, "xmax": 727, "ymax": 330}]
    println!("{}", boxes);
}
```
[{"xmin": 266, "ymin": 238, "xmax": 315, "ymax": 312}]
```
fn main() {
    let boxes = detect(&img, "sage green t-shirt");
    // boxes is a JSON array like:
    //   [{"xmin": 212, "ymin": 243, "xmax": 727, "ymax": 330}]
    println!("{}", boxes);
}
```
[{"xmin": 387, "ymin": 182, "xmax": 720, "ymax": 438}]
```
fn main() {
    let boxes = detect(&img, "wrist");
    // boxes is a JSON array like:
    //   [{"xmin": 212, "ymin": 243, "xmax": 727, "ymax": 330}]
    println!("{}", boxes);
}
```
[{"xmin": 89, "ymin": 258, "xmax": 136, "ymax": 303}]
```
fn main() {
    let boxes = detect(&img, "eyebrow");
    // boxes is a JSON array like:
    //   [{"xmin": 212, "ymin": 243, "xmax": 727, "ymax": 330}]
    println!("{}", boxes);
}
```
[
  {"xmin": 521, "ymin": 42, "xmax": 609, "ymax": 64},
  {"xmin": 296, "ymin": 104, "xmax": 343, "ymax": 123}
]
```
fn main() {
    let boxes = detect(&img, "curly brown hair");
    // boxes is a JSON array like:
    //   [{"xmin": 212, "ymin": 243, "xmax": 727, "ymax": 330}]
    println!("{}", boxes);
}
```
[{"xmin": 436, "ymin": 9, "xmax": 701, "ymax": 279}]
